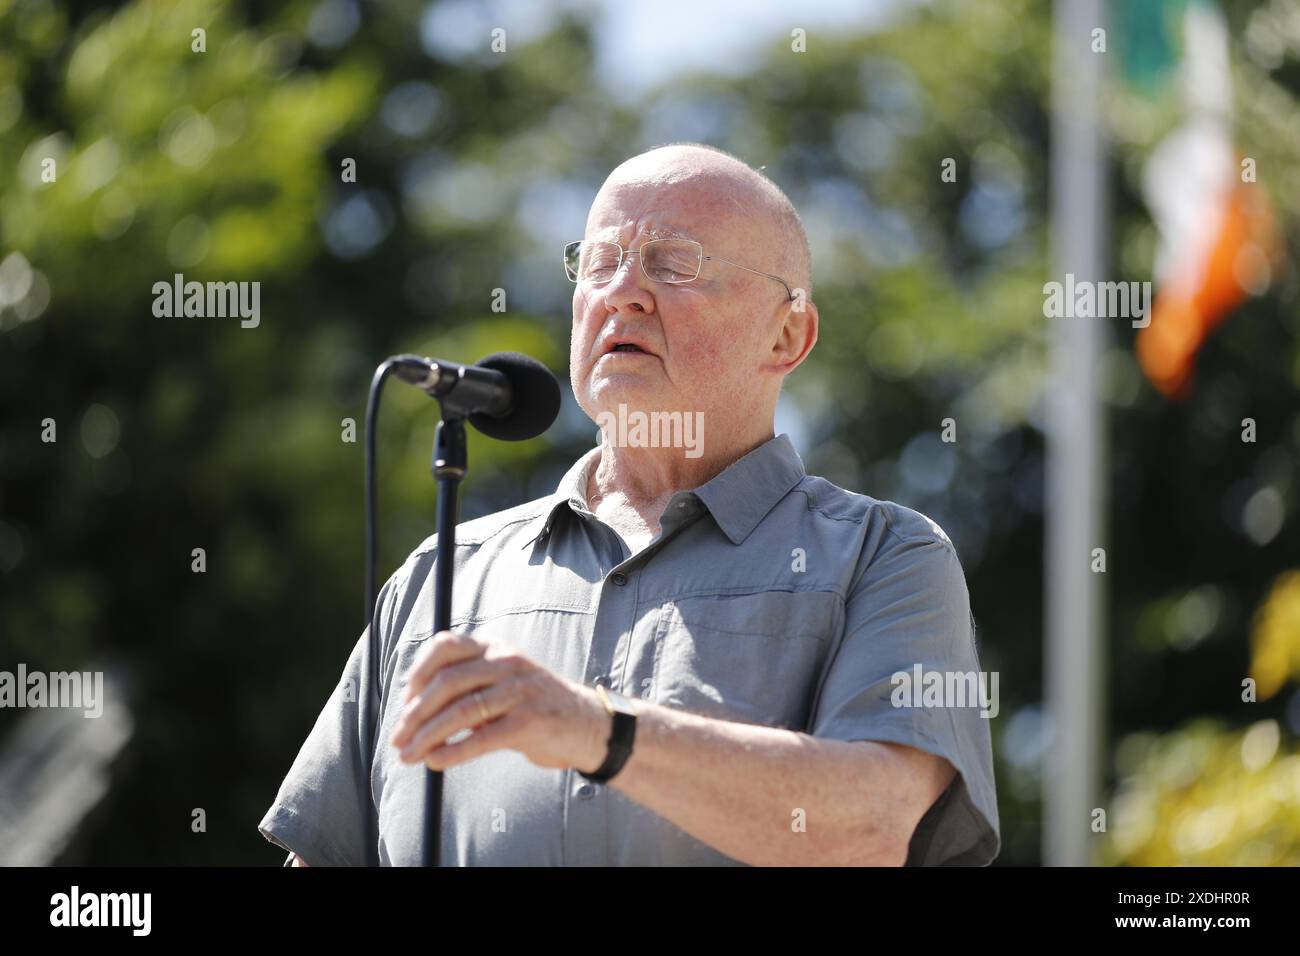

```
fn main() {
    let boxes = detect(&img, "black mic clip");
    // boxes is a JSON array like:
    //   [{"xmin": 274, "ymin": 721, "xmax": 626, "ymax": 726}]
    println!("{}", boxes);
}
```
[{"xmin": 389, "ymin": 354, "xmax": 512, "ymax": 421}]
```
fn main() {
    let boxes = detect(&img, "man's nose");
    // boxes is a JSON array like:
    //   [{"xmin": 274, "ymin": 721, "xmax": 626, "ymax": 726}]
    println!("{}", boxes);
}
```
[
  {"xmin": 611, "ymin": 250, "xmax": 641, "ymax": 283},
  {"xmin": 602, "ymin": 250, "xmax": 653, "ymax": 309}
]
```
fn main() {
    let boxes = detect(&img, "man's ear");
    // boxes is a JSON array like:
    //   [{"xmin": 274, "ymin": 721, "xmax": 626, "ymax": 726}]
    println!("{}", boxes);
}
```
[{"xmin": 771, "ymin": 296, "xmax": 818, "ymax": 373}]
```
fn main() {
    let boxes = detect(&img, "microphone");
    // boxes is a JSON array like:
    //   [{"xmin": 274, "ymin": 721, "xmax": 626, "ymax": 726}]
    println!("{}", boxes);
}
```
[{"xmin": 389, "ymin": 351, "xmax": 561, "ymax": 441}]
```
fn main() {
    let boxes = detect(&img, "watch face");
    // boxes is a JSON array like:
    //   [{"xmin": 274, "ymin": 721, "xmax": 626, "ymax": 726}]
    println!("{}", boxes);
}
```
[{"xmin": 604, "ymin": 688, "xmax": 636, "ymax": 715}]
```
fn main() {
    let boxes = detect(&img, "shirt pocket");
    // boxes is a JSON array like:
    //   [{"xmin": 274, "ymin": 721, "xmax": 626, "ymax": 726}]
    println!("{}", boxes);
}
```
[{"xmin": 651, "ymin": 590, "xmax": 838, "ymax": 731}]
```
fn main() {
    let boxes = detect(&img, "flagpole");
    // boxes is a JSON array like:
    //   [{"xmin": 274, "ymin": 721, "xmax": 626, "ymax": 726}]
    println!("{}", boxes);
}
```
[{"xmin": 1046, "ymin": 0, "xmax": 1109, "ymax": 866}]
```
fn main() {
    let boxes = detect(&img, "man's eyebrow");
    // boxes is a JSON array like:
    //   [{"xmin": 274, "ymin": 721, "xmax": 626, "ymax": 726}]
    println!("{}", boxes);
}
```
[
  {"xmin": 642, "ymin": 226, "xmax": 695, "ymax": 240},
  {"xmin": 589, "ymin": 225, "xmax": 697, "ymax": 242}
]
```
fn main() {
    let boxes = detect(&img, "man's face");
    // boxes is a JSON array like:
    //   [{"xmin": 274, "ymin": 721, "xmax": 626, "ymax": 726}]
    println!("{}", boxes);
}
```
[{"xmin": 570, "ymin": 171, "xmax": 787, "ymax": 426}]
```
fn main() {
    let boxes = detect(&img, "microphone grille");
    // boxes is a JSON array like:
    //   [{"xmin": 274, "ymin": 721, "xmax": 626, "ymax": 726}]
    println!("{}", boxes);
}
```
[{"xmin": 469, "ymin": 352, "xmax": 561, "ymax": 441}]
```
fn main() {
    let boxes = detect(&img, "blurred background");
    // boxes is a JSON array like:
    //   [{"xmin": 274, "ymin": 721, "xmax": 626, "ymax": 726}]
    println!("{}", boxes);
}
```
[{"xmin": 1, "ymin": 0, "xmax": 1298, "ymax": 866}]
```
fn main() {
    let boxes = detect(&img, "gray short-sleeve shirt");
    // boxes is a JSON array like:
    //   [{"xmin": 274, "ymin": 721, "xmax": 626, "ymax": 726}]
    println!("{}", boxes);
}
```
[{"xmin": 258, "ymin": 433, "xmax": 1000, "ymax": 866}]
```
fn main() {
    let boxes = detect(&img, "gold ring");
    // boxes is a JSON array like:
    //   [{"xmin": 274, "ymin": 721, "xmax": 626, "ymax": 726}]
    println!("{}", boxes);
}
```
[{"xmin": 473, "ymin": 691, "xmax": 491, "ymax": 724}]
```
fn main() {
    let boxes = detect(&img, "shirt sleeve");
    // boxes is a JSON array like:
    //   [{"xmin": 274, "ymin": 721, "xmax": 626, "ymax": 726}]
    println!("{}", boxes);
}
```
[
  {"xmin": 808, "ymin": 534, "xmax": 1000, "ymax": 866},
  {"xmin": 256, "ymin": 562, "xmax": 410, "ymax": 866}
]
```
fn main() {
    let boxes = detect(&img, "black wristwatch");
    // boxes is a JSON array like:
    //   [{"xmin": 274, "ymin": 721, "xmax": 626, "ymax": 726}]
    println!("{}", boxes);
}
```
[{"xmin": 579, "ymin": 684, "xmax": 638, "ymax": 783}]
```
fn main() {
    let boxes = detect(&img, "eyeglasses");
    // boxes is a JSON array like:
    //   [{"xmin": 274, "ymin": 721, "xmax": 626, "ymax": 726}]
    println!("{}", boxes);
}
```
[{"xmin": 563, "ymin": 238, "xmax": 795, "ymax": 301}]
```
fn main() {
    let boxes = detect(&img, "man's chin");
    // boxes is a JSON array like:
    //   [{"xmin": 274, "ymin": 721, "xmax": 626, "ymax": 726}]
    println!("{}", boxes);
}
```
[{"xmin": 586, "ymin": 379, "xmax": 661, "ymax": 408}]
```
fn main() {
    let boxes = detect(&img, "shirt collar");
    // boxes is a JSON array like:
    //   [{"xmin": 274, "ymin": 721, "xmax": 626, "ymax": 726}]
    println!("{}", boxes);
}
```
[
  {"xmin": 522, "ymin": 445, "xmax": 602, "ymax": 549},
  {"xmin": 692, "ymin": 433, "xmax": 807, "ymax": 544},
  {"xmin": 524, "ymin": 433, "xmax": 806, "ymax": 548}
]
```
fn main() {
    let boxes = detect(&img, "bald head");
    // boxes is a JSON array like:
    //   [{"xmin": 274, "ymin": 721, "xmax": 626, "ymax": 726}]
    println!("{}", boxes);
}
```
[
  {"xmin": 597, "ymin": 143, "xmax": 812, "ymax": 300},
  {"xmin": 571, "ymin": 142, "xmax": 819, "ymax": 451}
]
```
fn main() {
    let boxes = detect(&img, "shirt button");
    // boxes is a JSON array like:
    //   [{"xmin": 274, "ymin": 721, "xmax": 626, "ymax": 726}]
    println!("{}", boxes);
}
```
[
  {"xmin": 611, "ymin": 571, "xmax": 628, "ymax": 586},
  {"xmin": 577, "ymin": 784, "xmax": 595, "ymax": 799}
]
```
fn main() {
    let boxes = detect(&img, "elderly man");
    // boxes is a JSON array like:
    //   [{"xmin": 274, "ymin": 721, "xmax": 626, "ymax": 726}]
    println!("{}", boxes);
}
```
[{"xmin": 258, "ymin": 142, "xmax": 999, "ymax": 866}]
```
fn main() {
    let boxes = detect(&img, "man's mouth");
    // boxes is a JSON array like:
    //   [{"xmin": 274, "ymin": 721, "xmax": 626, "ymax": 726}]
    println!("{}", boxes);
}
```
[{"xmin": 610, "ymin": 344, "xmax": 646, "ymax": 353}]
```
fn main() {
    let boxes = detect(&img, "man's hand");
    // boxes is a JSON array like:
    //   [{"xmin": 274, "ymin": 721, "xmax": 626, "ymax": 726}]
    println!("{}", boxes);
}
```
[{"xmin": 389, "ymin": 630, "xmax": 609, "ymax": 773}]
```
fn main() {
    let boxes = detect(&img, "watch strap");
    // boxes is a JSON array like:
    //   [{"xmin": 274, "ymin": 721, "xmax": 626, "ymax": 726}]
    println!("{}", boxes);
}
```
[{"xmin": 579, "ymin": 685, "xmax": 637, "ymax": 783}]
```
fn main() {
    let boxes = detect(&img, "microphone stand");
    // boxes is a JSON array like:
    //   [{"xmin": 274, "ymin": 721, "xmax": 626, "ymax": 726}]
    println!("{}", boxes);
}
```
[
  {"xmin": 422, "ymin": 411, "xmax": 466, "ymax": 867},
  {"xmin": 372, "ymin": 350, "xmax": 561, "ymax": 866}
]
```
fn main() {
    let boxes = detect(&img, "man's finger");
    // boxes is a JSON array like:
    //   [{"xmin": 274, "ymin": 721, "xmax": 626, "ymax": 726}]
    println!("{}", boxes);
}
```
[
  {"xmin": 398, "ymin": 678, "xmax": 524, "ymax": 765},
  {"xmin": 404, "ymin": 630, "xmax": 484, "ymax": 701},
  {"xmin": 392, "ymin": 656, "xmax": 503, "ymax": 749},
  {"xmin": 423, "ymin": 711, "xmax": 523, "ymax": 771}
]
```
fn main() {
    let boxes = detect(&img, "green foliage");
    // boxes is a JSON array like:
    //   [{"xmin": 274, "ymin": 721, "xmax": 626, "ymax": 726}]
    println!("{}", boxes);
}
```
[{"xmin": 1103, "ymin": 718, "xmax": 1300, "ymax": 865}]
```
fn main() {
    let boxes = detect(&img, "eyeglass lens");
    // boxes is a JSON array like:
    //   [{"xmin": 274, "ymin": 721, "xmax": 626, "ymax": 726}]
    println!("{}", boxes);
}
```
[{"xmin": 566, "ymin": 240, "xmax": 701, "ymax": 284}]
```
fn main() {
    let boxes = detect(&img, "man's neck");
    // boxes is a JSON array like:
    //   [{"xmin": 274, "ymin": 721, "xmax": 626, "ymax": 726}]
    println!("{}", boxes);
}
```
[{"xmin": 586, "ymin": 420, "xmax": 775, "ymax": 513}]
